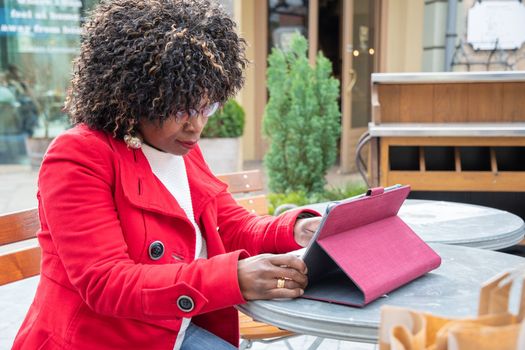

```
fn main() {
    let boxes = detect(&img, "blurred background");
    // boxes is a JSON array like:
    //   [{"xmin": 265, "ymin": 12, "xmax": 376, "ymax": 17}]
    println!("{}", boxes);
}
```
[{"xmin": 1, "ymin": 0, "xmax": 524, "ymax": 168}]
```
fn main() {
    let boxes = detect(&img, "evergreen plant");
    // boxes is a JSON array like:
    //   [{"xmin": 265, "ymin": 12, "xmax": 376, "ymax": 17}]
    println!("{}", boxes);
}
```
[{"xmin": 263, "ymin": 33, "xmax": 340, "ymax": 194}]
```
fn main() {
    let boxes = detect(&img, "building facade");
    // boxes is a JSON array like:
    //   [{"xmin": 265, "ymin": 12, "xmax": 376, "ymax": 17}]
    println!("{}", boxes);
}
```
[
  {"xmin": 235, "ymin": 0, "xmax": 525, "ymax": 173},
  {"xmin": 236, "ymin": 0, "xmax": 409, "ymax": 172},
  {"xmin": 1, "ymin": 0, "xmax": 523, "ymax": 170}
]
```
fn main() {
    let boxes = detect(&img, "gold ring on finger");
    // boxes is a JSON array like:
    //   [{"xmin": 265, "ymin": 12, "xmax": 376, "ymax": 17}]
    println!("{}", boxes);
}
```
[{"xmin": 277, "ymin": 278, "xmax": 286, "ymax": 289}]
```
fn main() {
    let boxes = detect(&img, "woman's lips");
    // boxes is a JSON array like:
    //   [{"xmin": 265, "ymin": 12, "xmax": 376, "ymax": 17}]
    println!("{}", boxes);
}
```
[{"xmin": 177, "ymin": 140, "xmax": 198, "ymax": 149}]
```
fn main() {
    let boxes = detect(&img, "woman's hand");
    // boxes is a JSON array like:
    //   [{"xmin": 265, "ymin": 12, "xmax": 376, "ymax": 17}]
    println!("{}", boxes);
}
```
[
  {"xmin": 293, "ymin": 216, "xmax": 322, "ymax": 247},
  {"xmin": 238, "ymin": 254, "xmax": 308, "ymax": 301}
]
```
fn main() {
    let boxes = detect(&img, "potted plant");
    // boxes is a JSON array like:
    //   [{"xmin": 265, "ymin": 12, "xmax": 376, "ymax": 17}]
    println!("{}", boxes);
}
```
[{"xmin": 199, "ymin": 98, "xmax": 245, "ymax": 174}]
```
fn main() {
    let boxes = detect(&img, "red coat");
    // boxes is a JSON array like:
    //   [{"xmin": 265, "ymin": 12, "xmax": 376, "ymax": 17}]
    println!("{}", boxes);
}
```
[{"xmin": 13, "ymin": 125, "xmax": 312, "ymax": 349}]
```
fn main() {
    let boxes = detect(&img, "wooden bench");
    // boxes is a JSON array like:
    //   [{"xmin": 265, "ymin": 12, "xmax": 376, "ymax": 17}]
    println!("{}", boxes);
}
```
[
  {"xmin": 0, "ymin": 208, "xmax": 41, "ymax": 286},
  {"xmin": 217, "ymin": 169, "xmax": 269, "ymax": 215}
]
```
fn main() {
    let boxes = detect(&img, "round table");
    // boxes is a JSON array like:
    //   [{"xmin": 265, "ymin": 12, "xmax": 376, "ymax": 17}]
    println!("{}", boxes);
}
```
[
  {"xmin": 237, "ymin": 243, "xmax": 525, "ymax": 343},
  {"xmin": 304, "ymin": 199, "xmax": 525, "ymax": 250}
]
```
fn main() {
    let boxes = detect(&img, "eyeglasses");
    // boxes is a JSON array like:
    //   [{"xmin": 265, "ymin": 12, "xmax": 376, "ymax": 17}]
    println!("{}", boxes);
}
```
[{"xmin": 175, "ymin": 101, "xmax": 220, "ymax": 123}]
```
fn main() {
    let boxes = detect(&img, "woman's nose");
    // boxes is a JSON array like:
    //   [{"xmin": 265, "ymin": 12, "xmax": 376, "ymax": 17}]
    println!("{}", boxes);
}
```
[{"xmin": 184, "ymin": 114, "xmax": 207, "ymax": 133}]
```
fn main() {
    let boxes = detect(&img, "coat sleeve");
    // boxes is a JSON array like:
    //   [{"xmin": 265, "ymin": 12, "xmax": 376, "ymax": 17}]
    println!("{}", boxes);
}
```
[
  {"xmin": 38, "ymin": 131, "xmax": 247, "ymax": 323},
  {"xmin": 215, "ymin": 190, "xmax": 320, "ymax": 256}
]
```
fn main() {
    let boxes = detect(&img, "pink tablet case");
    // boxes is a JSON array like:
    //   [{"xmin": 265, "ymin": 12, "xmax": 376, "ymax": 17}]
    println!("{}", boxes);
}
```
[{"xmin": 302, "ymin": 185, "xmax": 441, "ymax": 307}]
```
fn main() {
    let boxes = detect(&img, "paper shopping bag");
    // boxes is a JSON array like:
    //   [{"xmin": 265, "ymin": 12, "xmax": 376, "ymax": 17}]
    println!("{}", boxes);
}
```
[{"xmin": 379, "ymin": 268, "xmax": 525, "ymax": 350}]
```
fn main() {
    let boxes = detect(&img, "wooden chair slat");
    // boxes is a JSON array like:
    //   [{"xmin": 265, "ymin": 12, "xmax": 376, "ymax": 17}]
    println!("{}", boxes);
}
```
[
  {"xmin": 236, "ymin": 195, "xmax": 269, "ymax": 216},
  {"xmin": 0, "ymin": 208, "xmax": 39, "ymax": 245},
  {"xmin": 217, "ymin": 170, "xmax": 264, "ymax": 194},
  {"xmin": 0, "ymin": 208, "xmax": 41, "ymax": 285},
  {"xmin": 238, "ymin": 312, "xmax": 294, "ymax": 340},
  {"xmin": 241, "ymin": 328, "xmax": 293, "ymax": 340},
  {"xmin": 0, "ymin": 243, "xmax": 41, "ymax": 286}
]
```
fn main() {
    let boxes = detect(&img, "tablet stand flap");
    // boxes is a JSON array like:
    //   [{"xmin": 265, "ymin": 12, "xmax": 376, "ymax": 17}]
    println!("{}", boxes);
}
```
[{"xmin": 318, "ymin": 216, "xmax": 441, "ymax": 305}]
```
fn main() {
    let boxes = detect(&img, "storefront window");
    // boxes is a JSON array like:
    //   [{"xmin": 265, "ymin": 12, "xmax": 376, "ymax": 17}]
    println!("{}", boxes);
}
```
[
  {"xmin": 268, "ymin": 0, "xmax": 308, "ymax": 51},
  {"xmin": 0, "ymin": 0, "xmax": 97, "ymax": 164}
]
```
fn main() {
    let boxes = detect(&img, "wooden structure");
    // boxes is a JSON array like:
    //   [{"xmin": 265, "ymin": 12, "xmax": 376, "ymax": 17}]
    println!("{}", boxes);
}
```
[
  {"xmin": 368, "ymin": 72, "xmax": 525, "ymax": 192},
  {"xmin": 0, "ymin": 208, "xmax": 41, "ymax": 286}
]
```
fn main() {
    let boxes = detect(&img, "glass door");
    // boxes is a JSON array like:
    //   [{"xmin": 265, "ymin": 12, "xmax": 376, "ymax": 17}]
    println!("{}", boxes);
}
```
[
  {"xmin": 313, "ymin": 0, "xmax": 376, "ymax": 172},
  {"xmin": 341, "ymin": 0, "xmax": 376, "ymax": 173}
]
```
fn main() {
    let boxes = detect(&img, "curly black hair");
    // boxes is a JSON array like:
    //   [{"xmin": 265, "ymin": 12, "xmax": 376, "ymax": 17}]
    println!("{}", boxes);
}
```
[{"xmin": 66, "ymin": 0, "xmax": 248, "ymax": 139}]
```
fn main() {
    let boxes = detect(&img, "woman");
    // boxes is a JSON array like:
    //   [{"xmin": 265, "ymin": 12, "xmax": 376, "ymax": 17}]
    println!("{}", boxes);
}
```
[{"xmin": 13, "ymin": 0, "xmax": 321, "ymax": 349}]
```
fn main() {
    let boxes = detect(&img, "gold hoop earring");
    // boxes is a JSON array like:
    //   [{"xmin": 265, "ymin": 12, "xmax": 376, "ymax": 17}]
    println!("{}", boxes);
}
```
[{"xmin": 124, "ymin": 134, "xmax": 142, "ymax": 149}]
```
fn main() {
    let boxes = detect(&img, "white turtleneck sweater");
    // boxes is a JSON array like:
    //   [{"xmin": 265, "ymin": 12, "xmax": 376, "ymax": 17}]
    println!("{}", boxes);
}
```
[{"xmin": 141, "ymin": 143, "xmax": 207, "ymax": 350}]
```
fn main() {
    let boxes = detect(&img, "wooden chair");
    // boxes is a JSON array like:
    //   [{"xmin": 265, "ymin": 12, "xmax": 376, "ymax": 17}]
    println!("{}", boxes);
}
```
[
  {"xmin": 216, "ymin": 169, "xmax": 269, "ymax": 215},
  {"xmin": 0, "ymin": 208, "xmax": 41, "ymax": 286},
  {"xmin": 217, "ymin": 169, "xmax": 302, "ymax": 349}
]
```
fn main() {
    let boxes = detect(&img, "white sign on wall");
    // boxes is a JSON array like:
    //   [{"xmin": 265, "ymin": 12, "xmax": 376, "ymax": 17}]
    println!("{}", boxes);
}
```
[{"xmin": 467, "ymin": 1, "xmax": 525, "ymax": 50}]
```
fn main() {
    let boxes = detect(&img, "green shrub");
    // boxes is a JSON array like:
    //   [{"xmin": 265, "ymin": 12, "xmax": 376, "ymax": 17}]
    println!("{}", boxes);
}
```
[
  {"xmin": 319, "ymin": 183, "xmax": 368, "ymax": 202},
  {"xmin": 263, "ymin": 33, "xmax": 340, "ymax": 194},
  {"xmin": 268, "ymin": 182, "xmax": 367, "ymax": 215},
  {"xmin": 268, "ymin": 191, "xmax": 311, "ymax": 215},
  {"xmin": 202, "ymin": 99, "xmax": 245, "ymax": 138}
]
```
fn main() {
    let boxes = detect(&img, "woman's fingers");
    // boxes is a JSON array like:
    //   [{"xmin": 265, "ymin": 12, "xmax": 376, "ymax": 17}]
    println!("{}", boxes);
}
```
[
  {"xmin": 272, "ymin": 266, "xmax": 307, "ymax": 287},
  {"xmin": 237, "ymin": 254, "xmax": 309, "ymax": 301},
  {"xmin": 266, "ymin": 254, "xmax": 307, "ymax": 274},
  {"xmin": 268, "ymin": 287, "xmax": 305, "ymax": 299},
  {"xmin": 258, "ymin": 278, "xmax": 305, "ymax": 299},
  {"xmin": 274, "ymin": 277, "xmax": 304, "ymax": 291}
]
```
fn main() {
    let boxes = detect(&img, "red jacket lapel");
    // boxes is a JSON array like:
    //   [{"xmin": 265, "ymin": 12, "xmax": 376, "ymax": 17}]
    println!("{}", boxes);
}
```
[{"xmin": 107, "ymin": 135, "xmax": 226, "ymax": 222}]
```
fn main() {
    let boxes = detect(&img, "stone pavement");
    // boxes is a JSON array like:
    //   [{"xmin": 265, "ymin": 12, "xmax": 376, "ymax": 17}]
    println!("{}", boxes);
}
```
[
  {"xmin": 0, "ymin": 163, "xmax": 369, "ymax": 349},
  {"xmin": 0, "ymin": 165, "xmax": 39, "ymax": 214}
]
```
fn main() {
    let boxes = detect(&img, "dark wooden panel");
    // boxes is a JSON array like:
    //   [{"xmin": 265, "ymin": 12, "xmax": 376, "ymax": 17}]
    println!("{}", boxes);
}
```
[
  {"xmin": 400, "ymin": 84, "xmax": 434, "ymax": 122},
  {"xmin": 434, "ymin": 84, "xmax": 469, "ymax": 122},
  {"xmin": 502, "ymin": 82, "xmax": 525, "ymax": 122},
  {"xmin": 377, "ymin": 84, "xmax": 400, "ymax": 123},
  {"xmin": 468, "ymin": 83, "xmax": 503, "ymax": 122}
]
